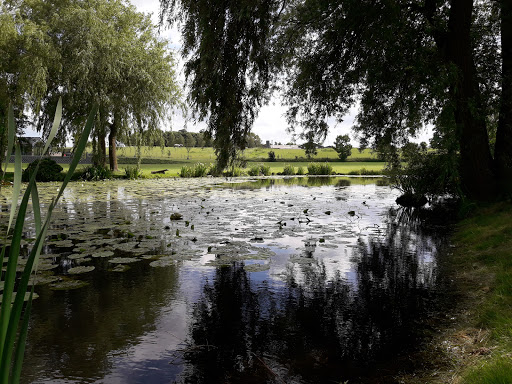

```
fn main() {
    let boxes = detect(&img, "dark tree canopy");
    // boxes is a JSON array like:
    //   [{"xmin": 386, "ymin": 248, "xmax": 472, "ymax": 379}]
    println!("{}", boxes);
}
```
[{"xmin": 161, "ymin": 0, "xmax": 512, "ymax": 200}]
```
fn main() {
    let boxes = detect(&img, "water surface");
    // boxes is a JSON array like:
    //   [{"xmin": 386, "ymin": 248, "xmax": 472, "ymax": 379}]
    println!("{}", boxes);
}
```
[{"xmin": 3, "ymin": 177, "xmax": 451, "ymax": 383}]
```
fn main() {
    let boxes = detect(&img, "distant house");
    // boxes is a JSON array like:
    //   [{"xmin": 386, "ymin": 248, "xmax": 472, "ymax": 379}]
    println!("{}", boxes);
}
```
[{"xmin": 19, "ymin": 137, "xmax": 45, "ymax": 155}]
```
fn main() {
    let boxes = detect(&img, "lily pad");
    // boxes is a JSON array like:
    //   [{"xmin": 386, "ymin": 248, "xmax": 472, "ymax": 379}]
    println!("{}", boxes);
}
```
[
  {"xmin": 108, "ymin": 257, "xmax": 140, "ymax": 264},
  {"xmin": 149, "ymin": 258, "xmax": 175, "ymax": 268},
  {"xmin": 28, "ymin": 274, "xmax": 61, "ymax": 286},
  {"xmin": 68, "ymin": 253, "xmax": 91, "ymax": 260},
  {"xmin": 91, "ymin": 251, "xmax": 114, "ymax": 258},
  {"xmin": 50, "ymin": 279, "xmax": 89, "ymax": 290},
  {"xmin": 68, "ymin": 266, "xmax": 95, "ymax": 274},
  {"xmin": 243, "ymin": 263, "xmax": 270, "ymax": 272},
  {"xmin": 38, "ymin": 262, "xmax": 59, "ymax": 271}
]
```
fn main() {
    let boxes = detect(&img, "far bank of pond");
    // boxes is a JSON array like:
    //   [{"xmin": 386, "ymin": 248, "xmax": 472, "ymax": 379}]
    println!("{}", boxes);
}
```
[{"xmin": 0, "ymin": 176, "xmax": 470, "ymax": 383}]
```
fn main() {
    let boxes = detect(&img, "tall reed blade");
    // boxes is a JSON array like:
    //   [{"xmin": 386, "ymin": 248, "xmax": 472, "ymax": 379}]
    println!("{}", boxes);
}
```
[
  {"xmin": 42, "ymin": 97, "xmax": 62, "ymax": 156},
  {"xmin": 7, "ymin": 143, "xmax": 22, "ymax": 233},
  {"xmin": 0, "ymin": 102, "xmax": 97, "ymax": 383}
]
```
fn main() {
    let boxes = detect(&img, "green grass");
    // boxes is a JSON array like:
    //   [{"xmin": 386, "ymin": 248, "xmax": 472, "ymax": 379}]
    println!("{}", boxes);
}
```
[
  {"xmin": 449, "ymin": 202, "xmax": 512, "ymax": 383},
  {"xmin": 4, "ymin": 161, "xmax": 386, "ymax": 179},
  {"xmin": 113, "ymin": 146, "xmax": 379, "ymax": 162},
  {"xmin": 462, "ymin": 358, "xmax": 512, "ymax": 384}
]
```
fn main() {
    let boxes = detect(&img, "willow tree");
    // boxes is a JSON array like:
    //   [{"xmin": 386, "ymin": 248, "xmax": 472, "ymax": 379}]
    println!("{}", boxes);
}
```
[
  {"xmin": 24, "ymin": 0, "xmax": 181, "ymax": 170},
  {"xmin": 279, "ymin": 0, "xmax": 511, "ymax": 200},
  {"xmin": 0, "ymin": 1, "xmax": 55, "ymax": 171},
  {"xmin": 160, "ymin": 0, "xmax": 281, "ymax": 170},
  {"xmin": 162, "ymin": 0, "xmax": 512, "ymax": 200}
]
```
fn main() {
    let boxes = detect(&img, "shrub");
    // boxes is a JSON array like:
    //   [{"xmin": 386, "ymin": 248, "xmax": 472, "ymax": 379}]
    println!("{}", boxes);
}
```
[
  {"xmin": 307, "ymin": 162, "xmax": 332, "ymax": 175},
  {"xmin": 193, "ymin": 162, "xmax": 209, "ymax": 177},
  {"xmin": 179, "ymin": 163, "xmax": 210, "ymax": 178},
  {"xmin": 359, "ymin": 168, "xmax": 381, "ymax": 175},
  {"xmin": 224, "ymin": 167, "xmax": 244, "ymax": 177},
  {"xmin": 22, "ymin": 158, "xmax": 63, "ymax": 182},
  {"xmin": 260, "ymin": 164, "xmax": 271, "ymax": 176},
  {"xmin": 388, "ymin": 150, "xmax": 460, "ymax": 199},
  {"xmin": 283, "ymin": 164, "xmax": 295, "ymax": 175},
  {"xmin": 248, "ymin": 165, "xmax": 261, "ymax": 176},
  {"xmin": 78, "ymin": 165, "xmax": 112, "ymax": 181},
  {"xmin": 267, "ymin": 151, "xmax": 276, "ymax": 162},
  {"xmin": 179, "ymin": 165, "xmax": 193, "ymax": 178},
  {"xmin": 124, "ymin": 166, "xmax": 142, "ymax": 179},
  {"xmin": 296, "ymin": 166, "xmax": 305, "ymax": 175}
]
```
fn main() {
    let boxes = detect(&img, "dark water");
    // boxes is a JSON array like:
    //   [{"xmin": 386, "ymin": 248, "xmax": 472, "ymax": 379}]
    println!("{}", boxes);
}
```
[{"xmin": 13, "ymin": 177, "xmax": 452, "ymax": 384}]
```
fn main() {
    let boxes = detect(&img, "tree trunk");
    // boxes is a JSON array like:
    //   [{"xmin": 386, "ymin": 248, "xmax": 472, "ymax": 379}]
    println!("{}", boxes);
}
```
[
  {"xmin": 495, "ymin": 0, "xmax": 512, "ymax": 195},
  {"xmin": 446, "ymin": 0, "xmax": 497, "ymax": 200},
  {"xmin": 98, "ymin": 128, "xmax": 107, "ymax": 167},
  {"xmin": 108, "ymin": 110, "xmax": 119, "ymax": 171}
]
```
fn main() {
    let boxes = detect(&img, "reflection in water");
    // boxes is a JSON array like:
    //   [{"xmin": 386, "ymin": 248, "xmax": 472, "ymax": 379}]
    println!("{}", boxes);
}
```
[
  {"xmin": 12, "ymin": 178, "xmax": 454, "ymax": 383},
  {"xmin": 178, "ymin": 210, "xmax": 449, "ymax": 384},
  {"xmin": 220, "ymin": 176, "xmax": 374, "ymax": 190},
  {"xmin": 22, "ymin": 263, "xmax": 180, "ymax": 383}
]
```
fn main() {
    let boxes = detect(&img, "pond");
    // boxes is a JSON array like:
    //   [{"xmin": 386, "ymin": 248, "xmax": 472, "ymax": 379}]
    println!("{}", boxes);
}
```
[{"xmin": 1, "ymin": 176, "xmax": 452, "ymax": 383}]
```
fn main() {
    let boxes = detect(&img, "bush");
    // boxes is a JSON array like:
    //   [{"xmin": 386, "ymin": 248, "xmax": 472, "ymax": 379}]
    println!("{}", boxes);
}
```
[
  {"xmin": 124, "ymin": 166, "xmax": 142, "ymax": 179},
  {"xmin": 267, "ymin": 151, "xmax": 276, "ymax": 162},
  {"xmin": 248, "ymin": 165, "xmax": 261, "ymax": 176},
  {"xmin": 283, "ymin": 164, "xmax": 295, "ymax": 175},
  {"xmin": 388, "ymin": 150, "xmax": 460, "ymax": 199},
  {"xmin": 22, "ymin": 158, "xmax": 63, "ymax": 182},
  {"xmin": 78, "ymin": 165, "xmax": 112, "ymax": 181},
  {"xmin": 296, "ymin": 166, "xmax": 305, "ymax": 175},
  {"xmin": 193, "ymin": 162, "xmax": 210, "ymax": 177},
  {"xmin": 307, "ymin": 162, "xmax": 333, "ymax": 175},
  {"xmin": 179, "ymin": 163, "xmax": 210, "ymax": 178},
  {"xmin": 224, "ymin": 167, "xmax": 244, "ymax": 177},
  {"xmin": 179, "ymin": 165, "xmax": 193, "ymax": 178},
  {"xmin": 247, "ymin": 163, "xmax": 270, "ymax": 176},
  {"xmin": 260, "ymin": 164, "xmax": 271, "ymax": 176}
]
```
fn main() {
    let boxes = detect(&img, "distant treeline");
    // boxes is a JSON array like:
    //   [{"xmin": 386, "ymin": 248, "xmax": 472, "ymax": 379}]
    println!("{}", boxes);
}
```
[{"xmin": 121, "ymin": 129, "xmax": 263, "ymax": 148}]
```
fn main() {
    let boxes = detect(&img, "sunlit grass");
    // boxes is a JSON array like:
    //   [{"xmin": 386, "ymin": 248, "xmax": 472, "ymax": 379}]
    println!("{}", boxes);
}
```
[
  {"xmin": 114, "ymin": 146, "xmax": 379, "ymax": 161},
  {"xmin": 5, "ymin": 161, "xmax": 386, "ymax": 179}
]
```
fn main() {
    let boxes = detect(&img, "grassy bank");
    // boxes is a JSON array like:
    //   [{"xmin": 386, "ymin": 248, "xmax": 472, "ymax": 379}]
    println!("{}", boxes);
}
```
[
  {"xmin": 3, "ymin": 161, "xmax": 386, "ymax": 179},
  {"xmin": 402, "ymin": 202, "xmax": 512, "ymax": 383}
]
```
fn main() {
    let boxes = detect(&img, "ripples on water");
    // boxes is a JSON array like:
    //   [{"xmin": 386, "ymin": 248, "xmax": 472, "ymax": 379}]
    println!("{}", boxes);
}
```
[{"xmin": 5, "ymin": 177, "xmax": 452, "ymax": 384}]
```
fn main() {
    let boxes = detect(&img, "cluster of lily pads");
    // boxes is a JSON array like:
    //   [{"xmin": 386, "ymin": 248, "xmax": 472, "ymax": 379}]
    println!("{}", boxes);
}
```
[{"xmin": 3, "ymin": 176, "xmax": 402, "ymax": 294}]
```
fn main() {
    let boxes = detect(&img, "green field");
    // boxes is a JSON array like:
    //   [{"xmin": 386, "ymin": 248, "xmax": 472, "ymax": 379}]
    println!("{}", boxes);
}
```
[
  {"xmin": 114, "ymin": 146, "xmax": 379, "ymax": 162},
  {"xmin": 3, "ymin": 161, "xmax": 385, "ymax": 178}
]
